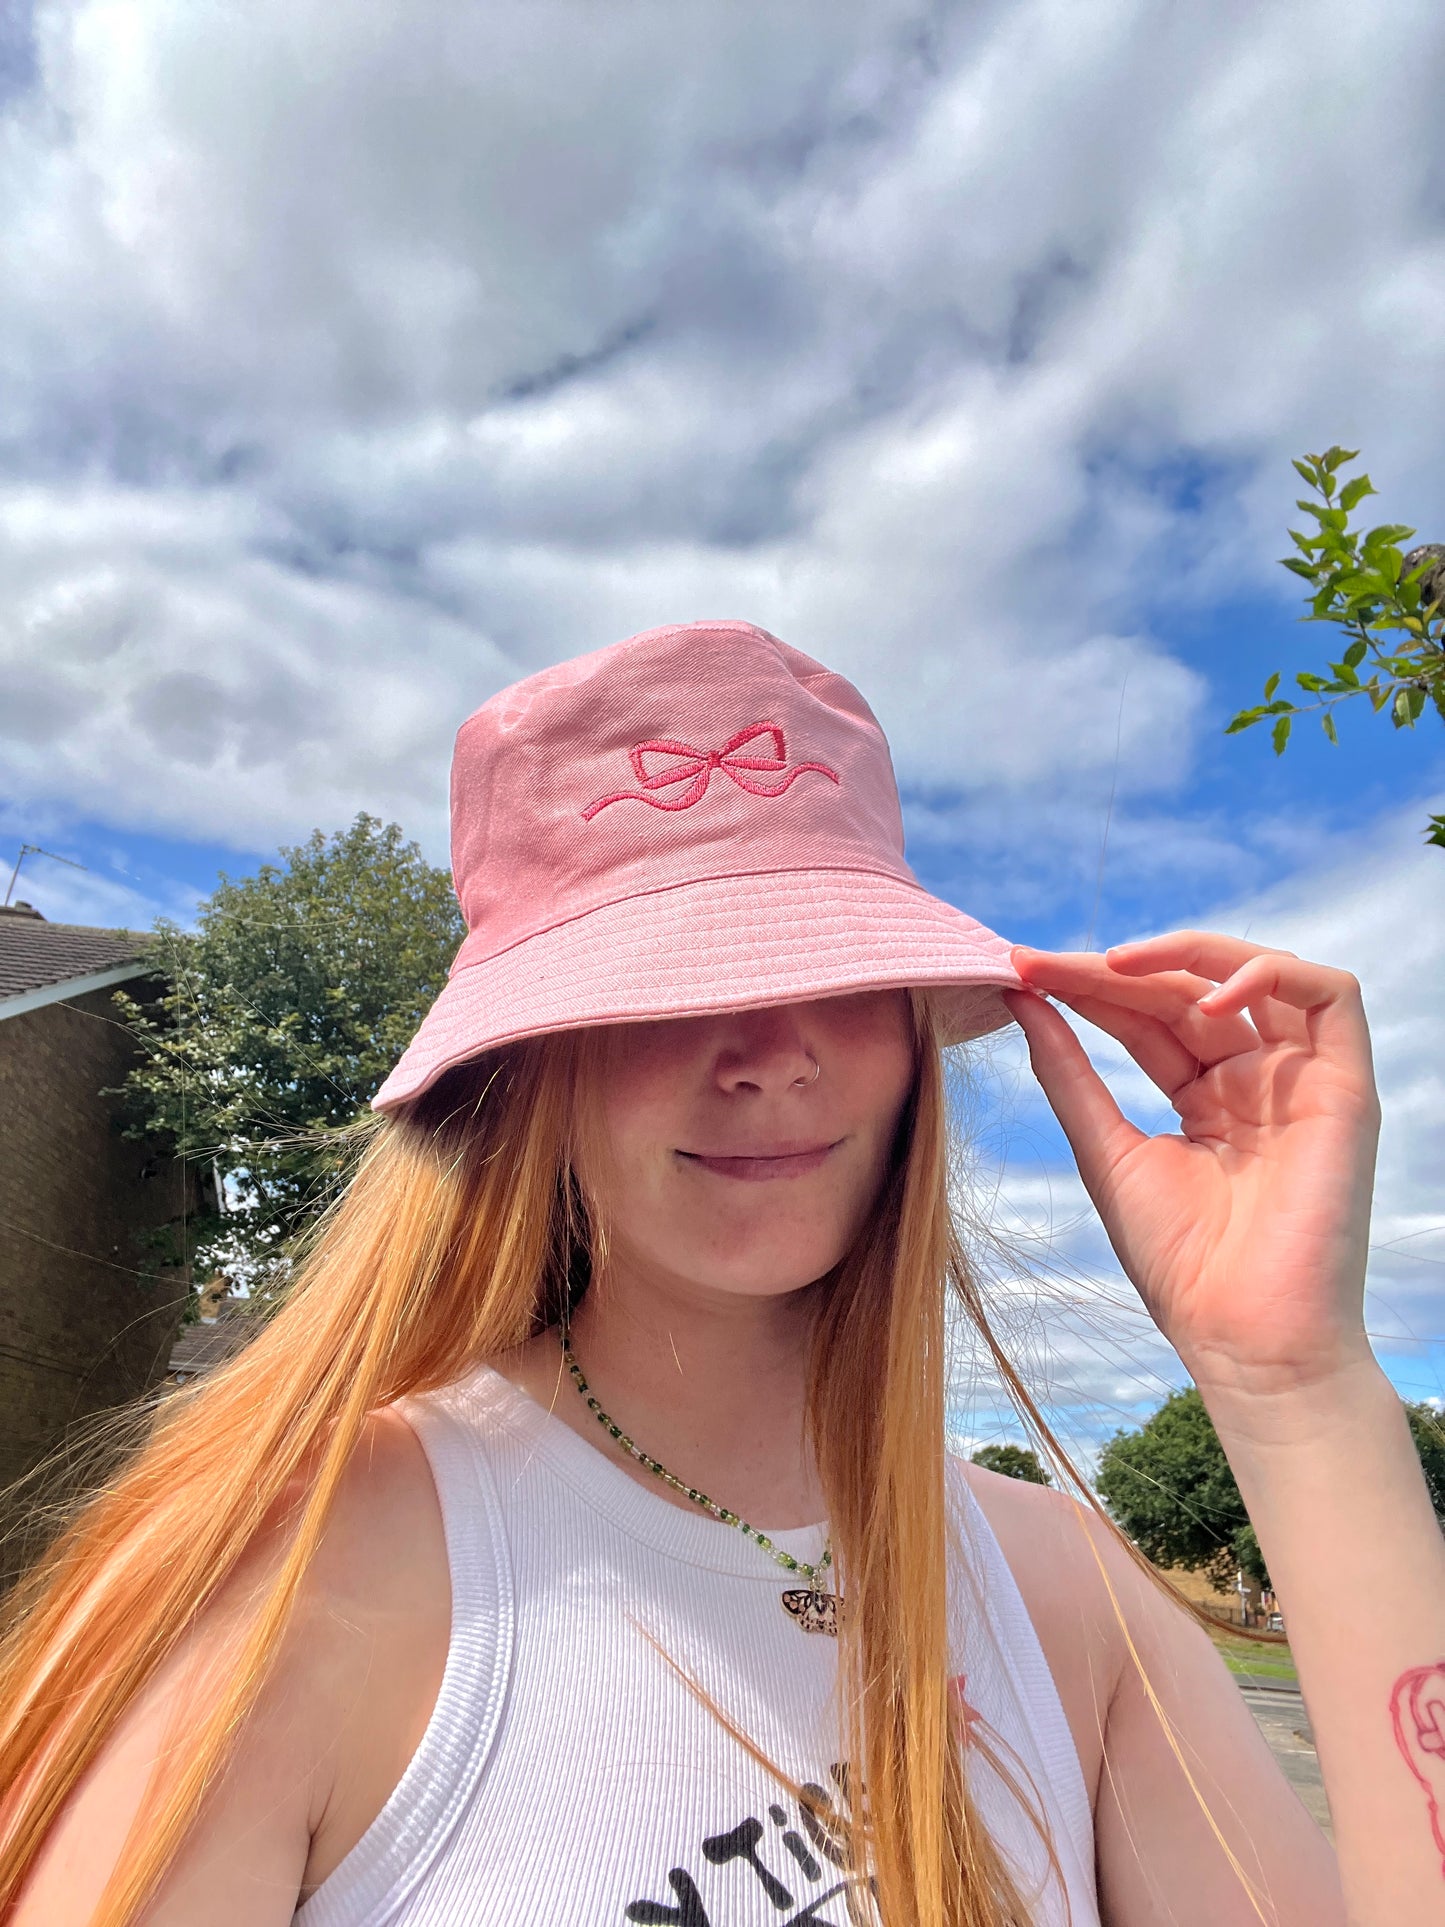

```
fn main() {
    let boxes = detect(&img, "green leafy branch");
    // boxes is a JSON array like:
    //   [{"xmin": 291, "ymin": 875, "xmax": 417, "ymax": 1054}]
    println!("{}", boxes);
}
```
[{"xmin": 1226, "ymin": 445, "xmax": 1445, "ymax": 849}]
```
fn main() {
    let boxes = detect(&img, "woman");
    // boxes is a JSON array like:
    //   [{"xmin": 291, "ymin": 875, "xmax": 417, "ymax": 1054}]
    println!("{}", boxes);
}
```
[{"xmin": 0, "ymin": 619, "xmax": 1438, "ymax": 1925}]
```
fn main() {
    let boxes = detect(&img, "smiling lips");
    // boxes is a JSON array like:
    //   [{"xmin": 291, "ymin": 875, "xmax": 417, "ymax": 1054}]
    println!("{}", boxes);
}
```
[{"xmin": 678, "ymin": 1142, "xmax": 840, "ymax": 1182}]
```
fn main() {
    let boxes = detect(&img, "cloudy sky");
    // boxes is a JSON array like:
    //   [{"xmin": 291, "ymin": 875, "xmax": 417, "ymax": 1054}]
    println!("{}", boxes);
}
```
[{"xmin": 3, "ymin": 0, "xmax": 1442, "ymax": 1452}]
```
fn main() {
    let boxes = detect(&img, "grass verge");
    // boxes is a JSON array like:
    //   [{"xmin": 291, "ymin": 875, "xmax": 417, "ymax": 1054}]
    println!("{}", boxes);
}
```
[{"xmin": 1209, "ymin": 1626, "xmax": 1298, "ymax": 1683}]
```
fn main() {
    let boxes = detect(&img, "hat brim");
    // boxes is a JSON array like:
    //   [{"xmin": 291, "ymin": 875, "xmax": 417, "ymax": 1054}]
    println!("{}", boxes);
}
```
[{"xmin": 372, "ymin": 868, "xmax": 1022, "ymax": 1111}]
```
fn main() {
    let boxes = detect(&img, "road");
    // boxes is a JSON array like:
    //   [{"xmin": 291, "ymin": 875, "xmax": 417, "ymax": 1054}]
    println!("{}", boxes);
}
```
[{"xmin": 1236, "ymin": 1679, "xmax": 1331, "ymax": 1839}]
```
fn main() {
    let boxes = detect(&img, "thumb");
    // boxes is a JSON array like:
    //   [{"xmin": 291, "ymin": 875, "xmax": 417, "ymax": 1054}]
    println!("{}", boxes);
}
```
[{"xmin": 1001, "ymin": 987, "xmax": 1146, "ymax": 1197}]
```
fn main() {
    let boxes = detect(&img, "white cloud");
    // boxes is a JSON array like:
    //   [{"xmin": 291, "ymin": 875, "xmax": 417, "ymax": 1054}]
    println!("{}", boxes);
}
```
[
  {"xmin": 4, "ymin": 0, "xmax": 1441, "ymax": 864},
  {"xmin": 1, "ymin": 0, "xmax": 1441, "ymax": 1468},
  {"xmin": 0, "ymin": 480, "xmax": 520, "ymax": 846}
]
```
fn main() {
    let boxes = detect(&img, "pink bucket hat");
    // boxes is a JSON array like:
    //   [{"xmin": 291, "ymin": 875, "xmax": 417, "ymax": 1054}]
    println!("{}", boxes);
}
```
[{"xmin": 373, "ymin": 619, "xmax": 1022, "ymax": 1110}]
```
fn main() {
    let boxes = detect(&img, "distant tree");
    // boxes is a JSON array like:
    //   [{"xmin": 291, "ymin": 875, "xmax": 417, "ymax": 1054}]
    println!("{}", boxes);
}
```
[
  {"xmin": 1098, "ymin": 1386, "xmax": 1445, "ymax": 1592},
  {"xmin": 113, "ymin": 814, "xmax": 464, "ymax": 1294},
  {"xmin": 1094, "ymin": 1388, "xmax": 1267, "ymax": 1589},
  {"xmin": 1227, "ymin": 445, "xmax": 1445, "ymax": 850},
  {"xmin": 969, "ymin": 1444, "xmax": 1051, "ymax": 1486},
  {"xmin": 1405, "ymin": 1402, "xmax": 1445, "ymax": 1525}
]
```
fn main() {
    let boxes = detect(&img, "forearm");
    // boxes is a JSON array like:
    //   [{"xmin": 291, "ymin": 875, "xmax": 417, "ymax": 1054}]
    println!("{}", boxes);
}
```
[{"xmin": 1203, "ymin": 1355, "xmax": 1445, "ymax": 1925}]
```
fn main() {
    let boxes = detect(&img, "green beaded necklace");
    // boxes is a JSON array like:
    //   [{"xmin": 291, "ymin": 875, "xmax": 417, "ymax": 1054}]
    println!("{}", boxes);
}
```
[{"xmin": 559, "ymin": 1317, "xmax": 841, "ymax": 1635}]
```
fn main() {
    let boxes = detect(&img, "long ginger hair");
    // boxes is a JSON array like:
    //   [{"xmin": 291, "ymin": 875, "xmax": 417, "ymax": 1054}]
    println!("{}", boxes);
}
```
[{"xmin": 0, "ymin": 993, "xmax": 1242, "ymax": 1925}]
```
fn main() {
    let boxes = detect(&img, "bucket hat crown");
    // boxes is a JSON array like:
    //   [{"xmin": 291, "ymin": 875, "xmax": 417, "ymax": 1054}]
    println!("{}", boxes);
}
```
[{"xmin": 374, "ymin": 618, "xmax": 1020, "ymax": 1110}]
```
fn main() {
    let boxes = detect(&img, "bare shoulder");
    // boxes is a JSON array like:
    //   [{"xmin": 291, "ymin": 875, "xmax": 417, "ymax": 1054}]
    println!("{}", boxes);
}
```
[
  {"xmin": 15, "ymin": 1406, "xmax": 450, "ymax": 1927},
  {"xmin": 305, "ymin": 1402, "xmax": 450, "ymax": 1645},
  {"xmin": 957, "ymin": 1456, "xmax": 1132, "ymax": 1637},
  {"xmin": 960, "ymin": 1455, "xmax": 1277, "ymax": 1697},
  {"xmin": 284, "ymin": 1403, "xmax": 453, "ymax": 1897},
  {"xmin": 957, "ymin": 1456, "xmax": 1225, "ymax": 1702},
  {"xmin": 958, "ymin": 1461, "xmax": 1343, "ymax": 1920},
  {"xmin": 956, "ymin": 1460, "xmax": 1131, "ymax": 1802}
]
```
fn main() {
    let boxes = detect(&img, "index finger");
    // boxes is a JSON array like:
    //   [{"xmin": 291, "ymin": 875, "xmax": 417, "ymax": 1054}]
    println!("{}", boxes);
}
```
[
  {"xmin": 1012, "ymin": 945, "xmax": 1218, "ymax": 1010},
  {"xmin": 1106, "ymin": 930, "xmax": 1297, "ymax": 983},
  {"xmin": 1112, "ymin": 932, "xmax": 1373, "ymax": 1066}
]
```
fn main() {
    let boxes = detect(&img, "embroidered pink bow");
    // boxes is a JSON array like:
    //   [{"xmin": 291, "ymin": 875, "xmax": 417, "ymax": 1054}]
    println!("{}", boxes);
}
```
[{"xmin": 581, "ymin": 721, "xmax": 840, "ymax": 820}]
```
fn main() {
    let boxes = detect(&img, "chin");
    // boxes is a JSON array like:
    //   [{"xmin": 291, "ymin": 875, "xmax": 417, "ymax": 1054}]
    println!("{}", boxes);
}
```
[
  {"xmin": 694, "ymin": 1249, "xmax": 845, "ymax": 1300},
  {"xmin": 708, "ymin": 1275, "xmax": 824, "ymax": 1301}
]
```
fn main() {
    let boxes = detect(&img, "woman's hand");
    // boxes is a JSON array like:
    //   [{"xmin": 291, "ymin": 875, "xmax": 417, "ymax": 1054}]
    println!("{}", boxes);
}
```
[
  {"xmin": 1002, "ymin": 931, "xmax": 1382, "ymax": 1402},
  {"xmin": 1008, "ymin": 935, "xmax": 1445, "ymax": 1926}
]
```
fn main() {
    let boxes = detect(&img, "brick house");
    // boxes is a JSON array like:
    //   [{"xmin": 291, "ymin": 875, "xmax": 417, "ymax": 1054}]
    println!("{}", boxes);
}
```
[{"xmin": 0, "ymin": 903, "xmax": 197, "ymax": 1577}]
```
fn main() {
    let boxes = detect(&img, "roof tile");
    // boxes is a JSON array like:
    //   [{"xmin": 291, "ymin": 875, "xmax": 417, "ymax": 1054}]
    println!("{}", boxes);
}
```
[
  {"xmin": 0, "ymin": 910, "xmax": 156, "ymax": 1002},
  {"xmin": 168, "ymin": 1311, "xmax": 257, "ymax": 1380}
]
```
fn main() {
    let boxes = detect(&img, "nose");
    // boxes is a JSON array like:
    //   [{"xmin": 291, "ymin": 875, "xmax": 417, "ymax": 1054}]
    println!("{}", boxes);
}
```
[{"xmin": 712, "ymin": 1006, "xmax": 817, "ymax": 1096}]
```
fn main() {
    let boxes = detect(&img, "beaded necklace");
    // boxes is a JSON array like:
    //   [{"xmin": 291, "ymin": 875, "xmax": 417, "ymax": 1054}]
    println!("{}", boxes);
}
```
[{"xmin": 559, "ymin": 1317, "xmax": 841, "ymax": 1635}]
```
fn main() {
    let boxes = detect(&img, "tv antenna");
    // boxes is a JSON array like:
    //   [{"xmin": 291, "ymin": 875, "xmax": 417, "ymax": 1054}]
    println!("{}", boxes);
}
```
[{"xmin": 3, "ymin": 843, "xmax": 90, "ymax": 907}]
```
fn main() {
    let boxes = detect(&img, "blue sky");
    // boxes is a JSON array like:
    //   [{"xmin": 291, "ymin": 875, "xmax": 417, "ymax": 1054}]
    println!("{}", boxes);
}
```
[{"xmin": 3, "ymin": 0, "xmax": 1442, "ymax": 1456}]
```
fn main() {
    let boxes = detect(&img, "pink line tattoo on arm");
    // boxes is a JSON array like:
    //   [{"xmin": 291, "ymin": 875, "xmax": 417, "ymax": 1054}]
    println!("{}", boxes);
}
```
[{"xmin": 1390, "ymin": 1661, "xmax": 1445, "ymax": 1878}]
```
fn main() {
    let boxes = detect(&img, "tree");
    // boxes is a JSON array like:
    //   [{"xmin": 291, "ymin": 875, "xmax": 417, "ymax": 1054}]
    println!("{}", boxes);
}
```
[
  {"xmin": 1227, "ymin": 445, "xmax": 1445, "ymax": 850},
  {"xmin": 1094, "ymin": 1388, "xmax": 1267, "ymax": 1588},
  {"xmin": 114, "ymin": 814, "xmax": 464, "ymax": 1291},
  {"xmin": 1098, "ymin": 1387, "xmax": 1445, "ymax": 1593},
  {"xmin": 969, "ymin": 1444, "xmax": 1051, "ymax": 1485},
  {"xmin": 1405, "ymin": 1402, "xmax": 1445, "ymax": 1522}
]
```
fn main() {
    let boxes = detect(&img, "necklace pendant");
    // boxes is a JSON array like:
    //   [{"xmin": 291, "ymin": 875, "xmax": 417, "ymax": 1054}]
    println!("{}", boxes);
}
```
[{"xmin": 781, "ymin": 1587, "xmax": 841, "ymax": 1636}]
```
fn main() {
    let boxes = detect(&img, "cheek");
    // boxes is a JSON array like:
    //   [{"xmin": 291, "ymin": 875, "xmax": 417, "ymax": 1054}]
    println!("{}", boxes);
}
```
[
  {"xmin": 831, "ymin": 1013, "xmax": 916, "ymax": 1153},
  {"xmin": 576, "ymin": 1041, "xmax": 691, "ymax": 1211}
]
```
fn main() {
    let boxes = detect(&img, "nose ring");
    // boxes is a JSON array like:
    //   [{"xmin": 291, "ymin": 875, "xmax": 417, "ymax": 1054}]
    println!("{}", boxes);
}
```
[{"xmin": 793, "ymin": 1057, "xmax": 821, "ymax": 1087}]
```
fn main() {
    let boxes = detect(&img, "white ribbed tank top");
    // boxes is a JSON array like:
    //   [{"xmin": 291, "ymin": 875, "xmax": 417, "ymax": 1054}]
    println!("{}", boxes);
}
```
[{"xmin": 294, "ymin": 1367, "xmax": 1100, "ymax": 1927}]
